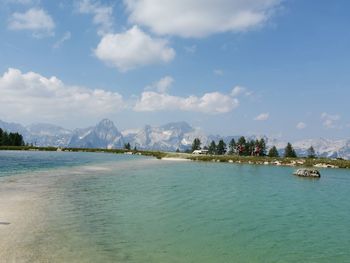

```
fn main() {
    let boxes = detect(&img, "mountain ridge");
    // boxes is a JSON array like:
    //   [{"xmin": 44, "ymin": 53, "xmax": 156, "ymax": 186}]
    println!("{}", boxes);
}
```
[{"xmin": 1, "ymin": 119, "xmax": 349, "ymax": 159}]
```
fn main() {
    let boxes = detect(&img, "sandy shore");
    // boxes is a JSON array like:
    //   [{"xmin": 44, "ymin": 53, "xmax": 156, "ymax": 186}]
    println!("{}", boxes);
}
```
[{"xmin": 0, "ymin": 173, "xmax": 50, "ymax": 262}]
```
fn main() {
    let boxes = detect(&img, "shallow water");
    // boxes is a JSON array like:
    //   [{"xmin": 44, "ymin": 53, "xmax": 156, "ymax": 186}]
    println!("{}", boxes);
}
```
[{"xmin": 1, "ymin": 151, "xmax": 350, "ymax": 262}]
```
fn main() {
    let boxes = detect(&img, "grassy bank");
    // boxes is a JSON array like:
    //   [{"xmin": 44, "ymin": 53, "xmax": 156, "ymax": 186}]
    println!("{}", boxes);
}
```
[{"xmin": 1, "ymin": 146, "xmax": 350, "ymax": 169}]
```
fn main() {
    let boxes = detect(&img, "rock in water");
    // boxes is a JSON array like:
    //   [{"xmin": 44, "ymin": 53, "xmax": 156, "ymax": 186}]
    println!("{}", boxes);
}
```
[{"xmin": 293, "ymin": 169, "xmax": 321, "ymax": 178}]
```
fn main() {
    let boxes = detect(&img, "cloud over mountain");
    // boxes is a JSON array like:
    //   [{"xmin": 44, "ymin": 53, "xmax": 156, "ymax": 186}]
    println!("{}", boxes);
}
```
[{"xmin": 0, "ymin": 68, "xmax": 125, "ymax": 125}]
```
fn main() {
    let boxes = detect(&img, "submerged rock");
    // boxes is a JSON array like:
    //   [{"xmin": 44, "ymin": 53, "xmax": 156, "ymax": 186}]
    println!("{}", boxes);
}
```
[{"xmin": 294, "ymin": 169, "xmax": 321, "ymax": 178}]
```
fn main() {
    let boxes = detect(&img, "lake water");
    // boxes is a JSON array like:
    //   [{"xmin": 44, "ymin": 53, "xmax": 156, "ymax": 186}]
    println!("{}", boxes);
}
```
[{"xmin": 0, "ymin": 151, "xmax": 350, "ymax": 262}]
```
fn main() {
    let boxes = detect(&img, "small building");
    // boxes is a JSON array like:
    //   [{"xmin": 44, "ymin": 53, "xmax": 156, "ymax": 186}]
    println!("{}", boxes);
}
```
[{"xmin": 192, "ymin": 149, "xmax": 209, "ymax": 155}]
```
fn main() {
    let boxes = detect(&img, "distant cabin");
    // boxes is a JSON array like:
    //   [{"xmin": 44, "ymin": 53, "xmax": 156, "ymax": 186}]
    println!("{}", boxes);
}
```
[{"xmin": 192, "ymin": 149, "xmax": 209, "ymax": 155}]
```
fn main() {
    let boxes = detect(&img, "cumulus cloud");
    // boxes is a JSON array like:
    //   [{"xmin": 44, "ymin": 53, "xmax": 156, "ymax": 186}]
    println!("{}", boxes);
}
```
[
  {"xmin": 145, "ymin": 76, "xmax": 174, "ymax": 93},
  {"xmin": 78, "ymin": 0, "xmax": 114, "ymax": 36},
  {"xmin": 296, "ymin": 122, "xmax": 306, "ymax": 130},
  {"xmin": 254, "ymin": 113, "xmax": 269, "ymax": 121},
  {"xmin": 53, "ymin": 31, "xmax": 71, "ymax": 49},
  {"xmin": 8, "ymin": 8, "xmax": 55, "ymax": 36},
  {"xmin": 321, "ymin": 112, "xmax": 341, "ymax": 129},
  {"xmin": 231, "ymin": 86, "xmax": 253, "ymax": 97},
  {"xmin": 134, "ymin": 79, "xmax": 242, "ymax": 113},
  {"xmin": 0, "ymin": 68, "xmax": 125, "ymax": 124},
  {"xmin": 94, "ymin": 25, "xmax": 175, "ymax": 71},
  {"xmin": 134, "ymin": 91, "xmax": 239, "ymax": 114},
  {"xmin": 124, "ymin": 0, "xmax": 281, "ymax": 38}
]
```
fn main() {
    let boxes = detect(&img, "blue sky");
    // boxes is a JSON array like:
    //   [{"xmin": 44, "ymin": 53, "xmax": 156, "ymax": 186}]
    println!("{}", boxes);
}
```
[{"xmin": 0, "ymin": 0, "xmax": 349, "ymax": 140}]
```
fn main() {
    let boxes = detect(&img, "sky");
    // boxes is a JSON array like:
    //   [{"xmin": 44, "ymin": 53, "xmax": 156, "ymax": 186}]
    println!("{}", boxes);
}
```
[{"xmin": 0, "ymin": 0, "xmax": 349, "ymax": 140}]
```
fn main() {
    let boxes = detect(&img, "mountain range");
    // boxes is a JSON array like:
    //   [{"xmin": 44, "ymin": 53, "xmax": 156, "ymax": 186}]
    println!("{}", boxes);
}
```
[{"xmin": 1, "ymin": 119, "xmax": 350, "ymax": 159}]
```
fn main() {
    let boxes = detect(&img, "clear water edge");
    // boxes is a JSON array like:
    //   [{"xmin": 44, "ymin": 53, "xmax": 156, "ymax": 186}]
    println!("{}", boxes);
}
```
[{"xmin": 0, "ymin": 151, "xmax": 349, "ymax": 262}]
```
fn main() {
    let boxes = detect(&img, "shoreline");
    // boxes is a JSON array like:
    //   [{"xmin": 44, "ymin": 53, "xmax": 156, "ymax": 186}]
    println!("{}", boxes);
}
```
[{"xmin": 1, "ymin": 146, "xmax": 350, "ymax": 169}]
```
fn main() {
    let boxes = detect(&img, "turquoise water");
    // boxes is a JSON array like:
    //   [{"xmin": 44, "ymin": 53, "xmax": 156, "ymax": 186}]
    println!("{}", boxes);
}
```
[{"xmin": 1, "ymin": 151, "xmax": 350, "ymax": 262}]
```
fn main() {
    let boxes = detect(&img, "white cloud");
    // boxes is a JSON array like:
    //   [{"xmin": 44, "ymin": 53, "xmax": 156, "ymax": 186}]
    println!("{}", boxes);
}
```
[
  {"xmin": 0, "ymin": 68, "xmax": 125, "ymax": 124},
  {"xmin": 321, "ymin": 112, "xmax": 341, "ymax": 129},
  {"xmin": 213, "ymin": 69, "xmax": 224, "ymax": 76},
  {"xmin": 8, "ymin": 8, "xmax": 55, "ymax": 36},
  {"xmin": 134, "ymin": 91, "xmax": 239, "ymax": 114},
  {"xmin": 78, "ymin": 0, "xmax": 114, "ymax": 36},
  {"xmin": 124, "ymin": 0, "xmax": 281, "ymax": 38},
  {"xmin": 184, "ymin": 45, "xmax": 197, "ymax": 53},
  {"xmin": 94, "ymin": 25, "xmax": 175, "ymax": 71},
  {"xmin": 254, "ymin": 113, "xmax": 269, "ymax": 121},
  {"xmin": 231, "ymin": 86, "xmax": 253, "ymax": 97},
  {"xmin": 145, "ymin": 76, "xmax": 174, "ymax": 93},
  {"xmin": 296, "ymin": 122, "xmax": 306, "ymax": 130},
  {"xmin": 53, "ymin": 31, "xmax": 71, "ymax": 49}
]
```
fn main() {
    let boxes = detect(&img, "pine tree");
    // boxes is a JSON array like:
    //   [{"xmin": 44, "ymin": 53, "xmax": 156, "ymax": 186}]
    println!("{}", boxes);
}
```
[
  {"xmin": 307, "ymin": 146, "xmax": 316, "ymax": 158},
  {"xmin": 217, "ymin": 139, "xmax": 227, "ymax": 155},
  {"xmin": 284, "ymin": 143, "xmax": 297, "ymax": 158},
  {"xmin": 124, "ymin": 142, "xmax": 131, "ymax": 150},
  {"xmin": 228, "ymin": 138, "xmax": 236, "ymax": 155},
  {"xmin": 258, "ymin": 138, "xmax": 267, "ymax": 156},
  {"xmin": 0, "ymin": 128, "xmax": 3, "ymax": 146},
  {"xmin": 191, "ymin": 138, "xmax": 201, "ymax": 152},
  {"xmin": 208, "ymin": 141, "xmax": 217, "ymax": 155},
  {"xmin": 268, "ymin": 146, "xmax": 279, "ymax": 157},
  {"xmin": 237, "ymin": 136, "xmax": 247, "ymax": 156}
]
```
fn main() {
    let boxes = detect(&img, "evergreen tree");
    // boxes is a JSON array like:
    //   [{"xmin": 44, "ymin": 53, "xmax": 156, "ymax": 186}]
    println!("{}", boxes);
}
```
[
  {"xmin": 228, "ymin": 138, "xmax": 236, "ymax": 155},
  {"xmin": 307, "ymin": 146, "xmax": 316, "ymax": 158},
  {"xmin": 237, "ymin": 136, "xmax": 247, "ymax": 156},
  {"xmin": 208, "ymin": 141, "xmax": 217, "ymax": 155},
  {"xmin": 258, "ymin": 138, "xmax": 267, "ymax": 156},
  {"xmin": 191, "ymin": 138, "xmax": 201, "ymax": 152},
  {"xmin": 0, "ymin": 128, "xmax": 3, "ymax": 146},
  {"xmin": 284, "ymin": 143, "xmax": 297, "ymax": 158},
  {"xmin": 268, "ymin": 146, "xmax": 279, "ymax": 157},
  {"xmin": 217, "ymin": 139, "xmax": 227, "ymax": 155},
  {"xmin": 124, "ymin": 142, "xmax": 131, "ymax": 150},
  {"xmin": 0, "ymin": 129, "xmax": 24, "ymax": 146},
  {"xmin": 176, "ymin": 148, "xmax": 180, "ymax": 153}
]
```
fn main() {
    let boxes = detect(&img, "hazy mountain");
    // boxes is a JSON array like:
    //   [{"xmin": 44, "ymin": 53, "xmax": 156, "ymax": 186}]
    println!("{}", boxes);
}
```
[
  {"xmin": 293, "ymin": 138, "xmax": 350, "ymax": 159},
  {"xmin": 125, "ymin": 122, "xmax": 207, "ymax": 151},
  {"xmin": 68, "ymin": 119, "xmax": 124, "ymax": 149},
  {"xmin": 27, "ymin": 123, "xmax": 72, "ymax": 147},
  {"xmin": 1, "ymin": 119, "xmax": 350, "ymax": 159}
]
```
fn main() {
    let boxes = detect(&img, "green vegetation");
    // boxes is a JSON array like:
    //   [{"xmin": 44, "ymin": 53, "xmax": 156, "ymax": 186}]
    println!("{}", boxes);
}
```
[
  {"xmin": 124, "ymin": 142, "xmax": 131, "ymax": 150},
  {"xmin": 208, "ymin": 141, "xmax": 217, "ymax": 155},
  {"xmin": 268, "ymin": 146, "xmax": 279, "ymax": 157},
  {"xmin": 217, "ymin": 139, "xmax": 227, "ymax": 155},
  {"xmin": 284, "ymin": 143, "xmax": 297, "ymax": 158},
  {"xmin": 191, "ymin": 138, "xmax": 201, "ymax": 152},
  {"xmin": 307, "ymin": 146, "xmax": 316, "ymax": 158},
  {"xmin": 0, "ymin": 128, "xmax": 25, "ymax": 146},
  {"xmin": 193, "ymin": 136, "xmax": 267, "ymax": 156}
]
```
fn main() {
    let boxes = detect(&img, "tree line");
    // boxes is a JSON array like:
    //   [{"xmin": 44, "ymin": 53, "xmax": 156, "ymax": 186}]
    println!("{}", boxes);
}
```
[
  {"xmin": 191, "ymin": 136, "xmax": 317, "ymax": 158},
  {"xmin": 0, "ymin": 128, "xmax": 25, "ymax": 146}
]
